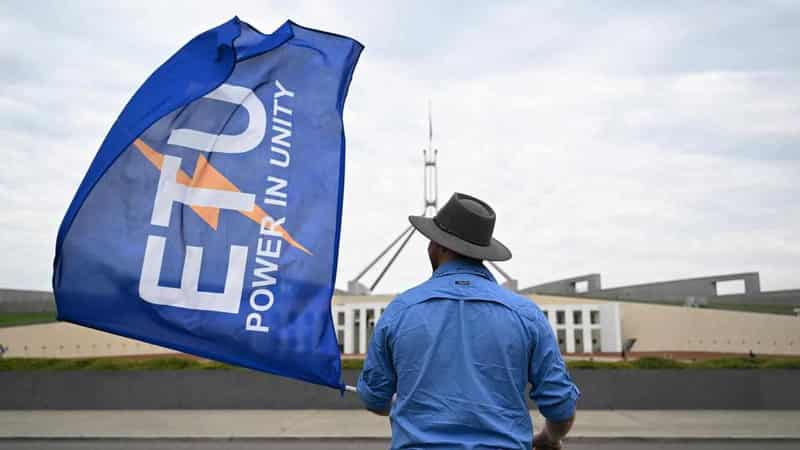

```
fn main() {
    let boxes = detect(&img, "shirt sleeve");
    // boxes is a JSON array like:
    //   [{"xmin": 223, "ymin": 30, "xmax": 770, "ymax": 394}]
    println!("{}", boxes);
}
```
[
  {"xmin": 357, "ymin": 316, "xmax": 396, "ymax": 412},
  {"xmin": 528, "ymin": 314, "xmax": 580, "ymax": 422}
]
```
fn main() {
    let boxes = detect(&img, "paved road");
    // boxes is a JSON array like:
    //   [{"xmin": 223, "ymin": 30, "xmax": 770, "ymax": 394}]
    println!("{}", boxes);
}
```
[
  {"xmin": 1, "ymin": 440, "xmax": 798, "ymax": 449},
  {"xmin": 6, "ymin": 410, "xmax": 800, "ymax": 440}
]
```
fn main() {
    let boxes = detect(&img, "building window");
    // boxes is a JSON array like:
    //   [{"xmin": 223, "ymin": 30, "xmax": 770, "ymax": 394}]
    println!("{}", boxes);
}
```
[
  {"xmin": 556, "ymin": 311, "xmax": 565, "ymax": 325},
  {"xmin": 573, "ymin": 310, "xmax": 582, "ymax": 325},
  {"xmin": 353, "ymin": 309, "xmax": 361, "ymax": 352},
  {"xmin": 590, "ymin": 310, "xmax": 600, "ymax": 325},
  {"xmin": 575, "ymin": 329, "xmax": 584, "ymax": 353},
  {"xmin": 591, "ymin": 329, "xmax": 601, "ymax": 353},
  {"xmin": 337, "ymin": 312, "xmax": 345, "ymax": 326},
  {"xmin": 557, "ymin": 329, "xmax": 567, "ymax": 354},
  {"xmin": 366, "ymin": 309, "xmax": 376, "ymax": 342},
  {"xmin": 574, "ymin": 280, "xmax": 589, "ymax": 293}
]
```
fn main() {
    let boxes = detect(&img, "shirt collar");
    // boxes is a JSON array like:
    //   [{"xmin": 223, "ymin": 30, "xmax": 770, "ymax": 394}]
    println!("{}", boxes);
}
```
[{"xmin": 432, "ymin": 258, "xmax": 497, "ymax": 283}]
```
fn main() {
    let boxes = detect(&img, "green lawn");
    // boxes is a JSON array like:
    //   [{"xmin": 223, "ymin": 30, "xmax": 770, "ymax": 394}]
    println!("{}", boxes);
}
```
[
  {"xmin": 1, "ymin": 355, "xmax": 798, "ymax": 371},
  {"xmin": 706, "ymin": 304, "xmax": 799, "ymax": 316},
  {"xmin": 565, "ymin": 356, "xmax": 800, "ymax": 370},
  {"xmin": 0, "ymin": 312, "xmax": 57, "ymax": 327}
]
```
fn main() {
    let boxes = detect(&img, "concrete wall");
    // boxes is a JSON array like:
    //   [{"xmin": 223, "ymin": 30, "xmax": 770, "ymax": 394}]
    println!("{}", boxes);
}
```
[
  {"xmin": 0, "ymin": 322, "xmax": 174, "ymax": 358},
  {"xmin": 2, "ymin": 369, "xmax": 798, "ymax": 410},
  {"xmin": 0, "ymin": 289, "xmax": 55, "ymax": 313},
  {"xmin": 5, "ymin": 294, "xmax": 796, "ymax": 358},
  {"xmin": 522, "ymin": 274, "xmax": 602, "ymax": 295},
  {"xmin": 580, "ymin": 272, "xmax": 761, "ymax": 302},
  {"xmin": 524, "ymin": 273, "xmax": 800, "ymax": 308},
  {"xmin": 531, "ymin": 294, "xmax": 800, "ymax": 356},
  {"xmin": 619, "ymin": 302, "xmax": 800, "ymax": 355}
]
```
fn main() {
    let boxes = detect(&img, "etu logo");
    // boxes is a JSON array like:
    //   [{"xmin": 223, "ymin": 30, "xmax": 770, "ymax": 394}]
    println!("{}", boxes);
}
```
[{"xmin": 135, "ymin": 82, "xmax": 294, "ymax": 316}]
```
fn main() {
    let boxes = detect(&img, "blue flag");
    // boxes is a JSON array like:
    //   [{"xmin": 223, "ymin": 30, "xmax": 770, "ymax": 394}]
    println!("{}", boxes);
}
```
[{"xmin": 52, "ymin": 18, "xmax": 363, "ymax": 389}]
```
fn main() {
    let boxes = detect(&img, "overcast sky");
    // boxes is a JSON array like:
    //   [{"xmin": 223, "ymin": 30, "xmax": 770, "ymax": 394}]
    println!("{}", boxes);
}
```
[{"xmin": 1, "ymin": 1, "xmax": 798, "ymax": 294}]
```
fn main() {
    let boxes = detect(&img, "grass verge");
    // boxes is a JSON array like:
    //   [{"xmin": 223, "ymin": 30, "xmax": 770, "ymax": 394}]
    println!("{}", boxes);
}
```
[
  {"xmin": 0, "ymin": 312, "xmax": 57, "ymax": 327},
  {"xmin": 566, "ymin": 356, "xmax": 800, "ymax": 370}
]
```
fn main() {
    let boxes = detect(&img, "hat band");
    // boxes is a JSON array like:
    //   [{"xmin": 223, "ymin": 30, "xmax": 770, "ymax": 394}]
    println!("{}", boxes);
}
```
[{"xmin": 433, "ymin": 217, "xmax": 490, "ymax": 247}]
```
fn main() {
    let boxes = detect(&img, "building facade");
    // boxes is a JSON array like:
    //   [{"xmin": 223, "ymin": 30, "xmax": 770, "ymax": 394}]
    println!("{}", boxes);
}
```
[
  {"xmin": 1, "ymin": 290, "xmax": 797, "ymax": 359},
  {"xmin": 522, "ymin": 272, "xmax": 800, "ymax": 310},
  {"xmin": 331, "ymin": 296, "xmax": 622, "ymax": 355}
]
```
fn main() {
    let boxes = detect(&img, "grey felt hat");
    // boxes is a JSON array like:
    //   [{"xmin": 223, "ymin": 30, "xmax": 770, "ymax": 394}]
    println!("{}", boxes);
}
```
[{"xmin": 409, "ymin": 193, "xmax": 512, "ymax": 261}]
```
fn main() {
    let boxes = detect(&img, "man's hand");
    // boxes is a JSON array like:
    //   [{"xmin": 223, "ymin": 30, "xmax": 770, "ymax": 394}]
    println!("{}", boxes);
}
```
[
  {"xmin": 533, "ymin": 429, "xmax": 562, "ymax": 449},
  {"xmin": 534, "ymin": 414, "xmax": 574, "ymax": 449}
]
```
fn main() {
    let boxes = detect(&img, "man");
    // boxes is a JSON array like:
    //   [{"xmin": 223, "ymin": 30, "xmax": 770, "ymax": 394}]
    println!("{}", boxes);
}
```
[{"xmin": 358, "ymin": 193, "xmax": 580, "ymax": 450}]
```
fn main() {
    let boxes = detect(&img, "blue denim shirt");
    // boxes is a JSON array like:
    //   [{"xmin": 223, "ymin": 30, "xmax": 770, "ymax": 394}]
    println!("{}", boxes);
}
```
[{"xmin": 357, "ymin": 258, "xmax": 580, "ymax": 450}]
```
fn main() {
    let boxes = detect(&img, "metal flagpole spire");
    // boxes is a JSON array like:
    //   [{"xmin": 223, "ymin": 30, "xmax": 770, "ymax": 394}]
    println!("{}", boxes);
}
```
[
  {"xmin": 424, "ymin": 101, "xmax": 438, "ymax": 217},
  {"xmin": 347, "ymin": 102, "xmax": 439, "ymax": 295}
]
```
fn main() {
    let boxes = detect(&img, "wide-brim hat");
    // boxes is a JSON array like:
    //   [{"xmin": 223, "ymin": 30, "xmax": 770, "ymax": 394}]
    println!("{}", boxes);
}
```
[{"xmin": 409, "ymin": 192, "xmax": 512, "ymax": 261}]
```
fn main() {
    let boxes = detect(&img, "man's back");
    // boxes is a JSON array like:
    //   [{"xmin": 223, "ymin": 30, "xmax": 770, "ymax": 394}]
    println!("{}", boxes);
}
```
[{"xmin": 358, "ymin": 259, "xmax": 579, "ymax": 450}]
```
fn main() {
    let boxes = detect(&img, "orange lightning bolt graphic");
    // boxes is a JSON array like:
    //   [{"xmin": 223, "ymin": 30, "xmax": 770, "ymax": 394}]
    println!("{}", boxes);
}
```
[{"xmin": 133, "ymin": 138, "xmax": 312, "ymax": 255}]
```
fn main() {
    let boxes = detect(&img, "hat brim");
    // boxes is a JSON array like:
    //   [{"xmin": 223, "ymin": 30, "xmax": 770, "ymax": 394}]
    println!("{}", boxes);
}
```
[{"xmin": 408, "ymin": 216, "xmax": 512, "ymax": 261}]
